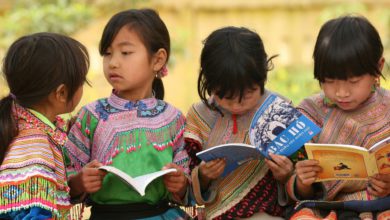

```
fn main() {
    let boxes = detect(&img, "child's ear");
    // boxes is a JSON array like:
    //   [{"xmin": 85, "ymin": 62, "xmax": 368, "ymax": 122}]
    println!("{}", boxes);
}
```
[
  {"xmin": 55, "ymin": 84, "xmax": 68, "ymax": 103},
  {"xmin": 379, "ymin": 57, "xmax": 385, "ymax": 72},
  {"xmin": 152, "ymin": 48, "xmax": 167, "ymax": 72}
]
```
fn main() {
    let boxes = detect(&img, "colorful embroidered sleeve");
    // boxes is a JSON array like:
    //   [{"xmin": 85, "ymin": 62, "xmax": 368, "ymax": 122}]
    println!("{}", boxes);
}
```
[
  {"xmin": 172, "ymin": 113, "xmax": 190, "ymax": 176},
  {"xmin": 65, "ymin": 106, "xmax": 99, "ymax": 174},
  {"xmin": 0, "ymin": 132, "xmax": 67, "ymax": 219},
  {"xmin": 184, "ymin": 103, "xmax": 219, "ymax": 205},
  {"xmin": 184, "ymin": 102, "xmax": 216, "ymax": 146}
]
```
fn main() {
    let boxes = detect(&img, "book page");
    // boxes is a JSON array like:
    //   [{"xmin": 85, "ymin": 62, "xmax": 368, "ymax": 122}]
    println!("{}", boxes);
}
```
[
  {"xmin": 370, "ymin": 137, "xmax": 390, "ymax": 175},
  {"xmin": 305, "ymin": 143, "xmax": 374, "ymax": 181},
  {"xmin": 133, "ymin": 168, "xmax": 177, "ymax": 196},
  {"xmin": 99, "ymin": 166, "xmax": 176, "ymax": 196}
]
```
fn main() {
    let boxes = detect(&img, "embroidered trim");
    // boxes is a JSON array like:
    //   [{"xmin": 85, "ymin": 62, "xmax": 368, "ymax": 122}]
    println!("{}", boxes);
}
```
[{"xmin": 95, "ymin": 98, "xmax": 167, "ymax": 121}]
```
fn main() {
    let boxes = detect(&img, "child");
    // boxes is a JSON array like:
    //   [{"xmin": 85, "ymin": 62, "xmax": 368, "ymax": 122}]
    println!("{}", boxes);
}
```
[
  {"xmin": 0, "ymin": 33, "xmax": 89, "ymax": 219},
  {"xmin": 65, "ymin": 9, "xmax": 191, "ymax": 219},
  {"xmin": 185, "ymin": 26, "xmax": 294, "ymax": 219},
  {"xmin": 287, "ymin": 15, "xmax": 390, "ymax": 220}
]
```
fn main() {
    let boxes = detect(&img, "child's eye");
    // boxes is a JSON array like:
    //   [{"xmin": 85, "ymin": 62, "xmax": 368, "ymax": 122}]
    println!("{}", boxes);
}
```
[
  {"xmin": 102, "ymin": 51, "xmax": 112, "ymax": 56},
  {"xmin": 122, "ymin": 51, "xmax": 132, "ymax": 55},
  {"xmin": 348, "ymin": 77, "xmax": 361, "ymax": 84}
]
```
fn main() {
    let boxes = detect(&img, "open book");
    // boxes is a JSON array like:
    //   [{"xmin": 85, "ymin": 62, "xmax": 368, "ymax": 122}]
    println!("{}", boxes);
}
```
[
  {"xmin": 99, "ymin": 166, "xmax": 177, "ymax": 196},
  {"xmin": 196, "ymin": 93, "xmax": 321, "ymax": 177},
  {"xmin": 196, "ymin": 143, "xmax": 261, "ymax": 177},
  {"xmin": 305, "ymin": 136, "xmax": 390, "ymax": 181}
]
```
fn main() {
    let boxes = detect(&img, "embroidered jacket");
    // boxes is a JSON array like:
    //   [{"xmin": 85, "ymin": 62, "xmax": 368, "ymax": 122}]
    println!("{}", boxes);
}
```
[
  {"xmin": 0, "ymin": 104, "xmax": 72, "ymax": 219},
  {"xmin": 65, "ymin": 92, "xmax": 190, "ymax": 207}
]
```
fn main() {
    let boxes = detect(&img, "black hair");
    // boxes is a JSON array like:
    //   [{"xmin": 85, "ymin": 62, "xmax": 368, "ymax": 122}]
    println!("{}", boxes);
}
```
[
  {"xmin": 198, "ymin": 26, "xmax": 276, "ymax": 110},
  {"xmin": 0, "ymin": 32, "xmax": 90, "ymax": 163},
  {"xmin": 313, "ymin": 15, "xmax": 384, "ymax": 82},
  {"xmin": 99, "ymin": 8, "xmax": 170, "ymax": 100}
]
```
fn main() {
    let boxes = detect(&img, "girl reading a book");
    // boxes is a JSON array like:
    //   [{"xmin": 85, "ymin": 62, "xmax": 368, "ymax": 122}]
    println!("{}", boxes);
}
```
[
  {"xmin": 0, "ymin": 33, "xmax": 89, "ymax": 219},
  {"xmin": 65, "ymin": 9, "xmax": 191, "ymax": 219},
  {"xmin": 185, "ymin": 26, "xmax": 294, "ymax": 219},
  {"xmin": 287, "ymin": 15, "xmax": 390, "ymax": 220}
]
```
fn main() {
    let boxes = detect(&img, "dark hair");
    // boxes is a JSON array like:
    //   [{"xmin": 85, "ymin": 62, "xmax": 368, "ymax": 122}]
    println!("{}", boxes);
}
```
[
  {"xmin": 99, "ymin": 8, "xmax": 170, "ymax": 100},
  {"xmin": 313, "ymin": 15, "xmax": 384, "ymax": 82},
  {"xmin": 0, "ymin": 32, "xmax": 90, "ymax": 163},
  {"xmin": 198, "ymin": 26, "xmax": 276, "ymax": 110}
]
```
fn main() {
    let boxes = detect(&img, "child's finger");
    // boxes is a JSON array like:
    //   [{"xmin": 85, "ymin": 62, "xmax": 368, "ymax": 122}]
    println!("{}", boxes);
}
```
[
  {"xmin": 368, "ymin": 177, "xmax": 388, "ymax": 197},
  {"xmin": 268, "ymin": 153, "xmax": 290, "ymax": 166},
  {"xmin": 86, "ymin": 159, "xmax": 103, "ymax": 168}
]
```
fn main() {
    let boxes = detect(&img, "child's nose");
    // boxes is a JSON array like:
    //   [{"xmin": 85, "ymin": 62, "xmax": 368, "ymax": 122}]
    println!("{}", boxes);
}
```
[
  {"xmin": 109, "ymin": 57, "xmax": 119, "ymax": 68},
  {"xmin": 335, "ymin": 86, "xmax": 350, "ymax": 98}
]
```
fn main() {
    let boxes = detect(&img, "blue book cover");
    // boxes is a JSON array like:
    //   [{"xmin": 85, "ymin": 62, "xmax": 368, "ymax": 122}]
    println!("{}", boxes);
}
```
[
  {"xmin": 249, "ymin": 94, "xmax": 321, "ymax": 158},
  {"xmin": 196, "ymin": 143, "xmax": 262, "ymax": 177}
]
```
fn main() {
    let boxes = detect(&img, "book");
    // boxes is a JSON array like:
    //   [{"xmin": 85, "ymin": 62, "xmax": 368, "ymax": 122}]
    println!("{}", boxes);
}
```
[
  {"xmin": 305, "ymin": 136, "xmax": 390, "ymax": 181},
  {"xmin": 249, "ymin": 94, "xmax": 321, "ymax": 157},
  {"xmin": 196, "ymin": 93, "xmax": 321, "ymax": 177},
  {"xmin": 196, "ymin": 143, "xmax": 262, "ymax": 177},
  {"xmin": 98, "ymin": 166, "xmax": 177, "ymax": 196}
]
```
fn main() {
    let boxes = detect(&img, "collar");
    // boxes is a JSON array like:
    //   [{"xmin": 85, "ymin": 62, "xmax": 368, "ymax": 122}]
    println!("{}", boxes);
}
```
[
  {"xmin": 107, "ymin": 91, "xmax": 158, "ymax": 111},
  {"xmin": 14, "ymin": 104, "xmax": 67, "ymax": 146}
]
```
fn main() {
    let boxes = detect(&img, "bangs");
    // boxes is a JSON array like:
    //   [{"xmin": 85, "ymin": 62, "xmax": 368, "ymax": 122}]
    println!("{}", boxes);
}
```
[
  {"xmin": 206, "ymin": 51, "xmax": 262, "ymax": 101},
  {"xmin": 315, "ymin": 36, "xmax": 371, "ymax": 81},
  {"xmin": 314, "ymin": 16, "xmax": 383, "ymax": 82}
]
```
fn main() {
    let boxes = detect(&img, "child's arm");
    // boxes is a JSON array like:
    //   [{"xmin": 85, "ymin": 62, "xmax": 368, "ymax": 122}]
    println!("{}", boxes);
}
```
[
  {"xmin": 68, "ymin": 160, "xmax": 105, "ymax": 199},
  {"xmin": 265, "ymin": 153, "xmax": 293, "ymax": 183},
  {"xmin": 368, "ymin": 173, "xmax": 390, "ymax": 197},
  {"xmin": 294, "ymin": 159, "xmax": 322, "ymax": 199}
]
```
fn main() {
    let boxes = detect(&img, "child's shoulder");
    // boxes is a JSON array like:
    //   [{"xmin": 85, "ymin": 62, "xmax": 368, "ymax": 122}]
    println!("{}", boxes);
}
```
[
  {"xmin": 159, "ymin": 99, "xmax": 182, "ymax": 114},
  {"xmin": 3, "ymin": 129, "xmax": 56, "ymax": 169},
  {"xmin": 378, "ymin": 87, "xmax": 390, "ymax": 104},
  {"xmin": 188, "ymin": 100, "xmax": 218, "ymax": 117},
  {"xmin": 298, "ymin": 93, "xmax": 325, "ymax": 109}
]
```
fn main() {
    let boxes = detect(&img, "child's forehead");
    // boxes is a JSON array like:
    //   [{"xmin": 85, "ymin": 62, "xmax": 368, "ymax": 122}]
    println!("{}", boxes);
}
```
[{"xmin": 112, "ymin": 27, "xmax": 142, "ymax": 44}]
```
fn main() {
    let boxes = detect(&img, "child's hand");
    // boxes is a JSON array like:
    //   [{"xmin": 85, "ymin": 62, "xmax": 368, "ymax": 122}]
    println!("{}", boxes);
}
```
[
  {"xmin": 294, "ymin": 159, "xmax": 322, "ymax": 199},
  {"xmin": 199, "ymin": 158, "xmax": 226, "ymax": 181},
  {"xmin": 162, "ymin": 163, "xmax": 188, "ymax": 199},
  {"xmin": 368, "ymin": 173, "xmax": 390, "ymax": 197},
  {"xmin": 265, "ymin": 153, "xmax": 293, "ymax": 183},
  {"xmin": 295, "ymin": 159, "xmax": 322, "ymax": 187},
  {"xmin": 69, "ymin": 160, "xmax": 105, "ymax": 196}
]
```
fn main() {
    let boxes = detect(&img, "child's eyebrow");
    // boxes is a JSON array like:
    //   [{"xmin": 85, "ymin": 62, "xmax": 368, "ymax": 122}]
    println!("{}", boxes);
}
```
[{"xmin": 117, "ymin": 41, "xmax": 135, "ymax": 47}]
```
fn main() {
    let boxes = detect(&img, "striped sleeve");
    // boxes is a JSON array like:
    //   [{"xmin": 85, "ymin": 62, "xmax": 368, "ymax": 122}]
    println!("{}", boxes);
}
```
[{"xmin": 65, "ymin": 106, "xmax": 99, "ymax": 174}]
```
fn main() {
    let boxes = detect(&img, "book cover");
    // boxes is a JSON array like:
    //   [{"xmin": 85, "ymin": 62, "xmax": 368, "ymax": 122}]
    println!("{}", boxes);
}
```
[
  {"xmin": 99, "ymin": 166, "xmax": 177, "ymax": 196},
  {"xmin": 196, "ymin": 143, "xmax": 261, "ymax": 177},
  {"xmin": 196, "ymin": 93, "xmax": 320, "ymax": 177},
  {"xmin": 305, "ymin": 136, "xmax": 390, "ymax": 181},
  {"xmin": 249, "ymin": 94, "xmax": 321, "ymax": 158}
]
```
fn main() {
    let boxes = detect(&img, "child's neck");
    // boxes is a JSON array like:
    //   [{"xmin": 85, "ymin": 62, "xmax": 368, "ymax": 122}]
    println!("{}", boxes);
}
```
[
  {"xmin": 116, "ymin": 89, "xmax": 154, "ymax": 102},
  {"xmin": 29, "ymin": 104, "xmax": 57, "ymax": 123}
]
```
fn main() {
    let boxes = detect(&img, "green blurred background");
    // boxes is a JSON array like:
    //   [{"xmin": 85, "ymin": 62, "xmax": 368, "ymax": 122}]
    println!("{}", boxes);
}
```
[{"xmin": 0, "ymin": 0, "xmax": 389, "ymax": 115}]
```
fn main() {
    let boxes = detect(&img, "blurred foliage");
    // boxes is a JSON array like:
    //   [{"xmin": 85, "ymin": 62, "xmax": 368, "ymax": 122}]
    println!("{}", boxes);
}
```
[
  {"xmin": 267, "ymin": 66, "xmax": 320, "ymax": 105},
  {"xmin": 0, "ymin": 0, "xmax": 94, "ymax": 50}
]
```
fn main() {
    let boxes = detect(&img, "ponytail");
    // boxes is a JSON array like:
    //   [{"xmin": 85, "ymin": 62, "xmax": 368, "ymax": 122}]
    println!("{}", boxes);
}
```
[
  {"xmin": 0, "ymin": 95, "xmax": 18, "ymax": 164},
  {"xmin": 152, "ymin": 78, "xmax": 164, "ymax": 100}
]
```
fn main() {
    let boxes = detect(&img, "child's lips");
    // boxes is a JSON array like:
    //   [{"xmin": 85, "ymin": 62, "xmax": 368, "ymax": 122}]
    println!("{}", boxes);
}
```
[
  {"xmin": 109, "ymin": 73, "xmax": 122, "ymax": 80},
  {"xmin": 337, "ymin": 101, "xmax": 351, "ymax": 107}
]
